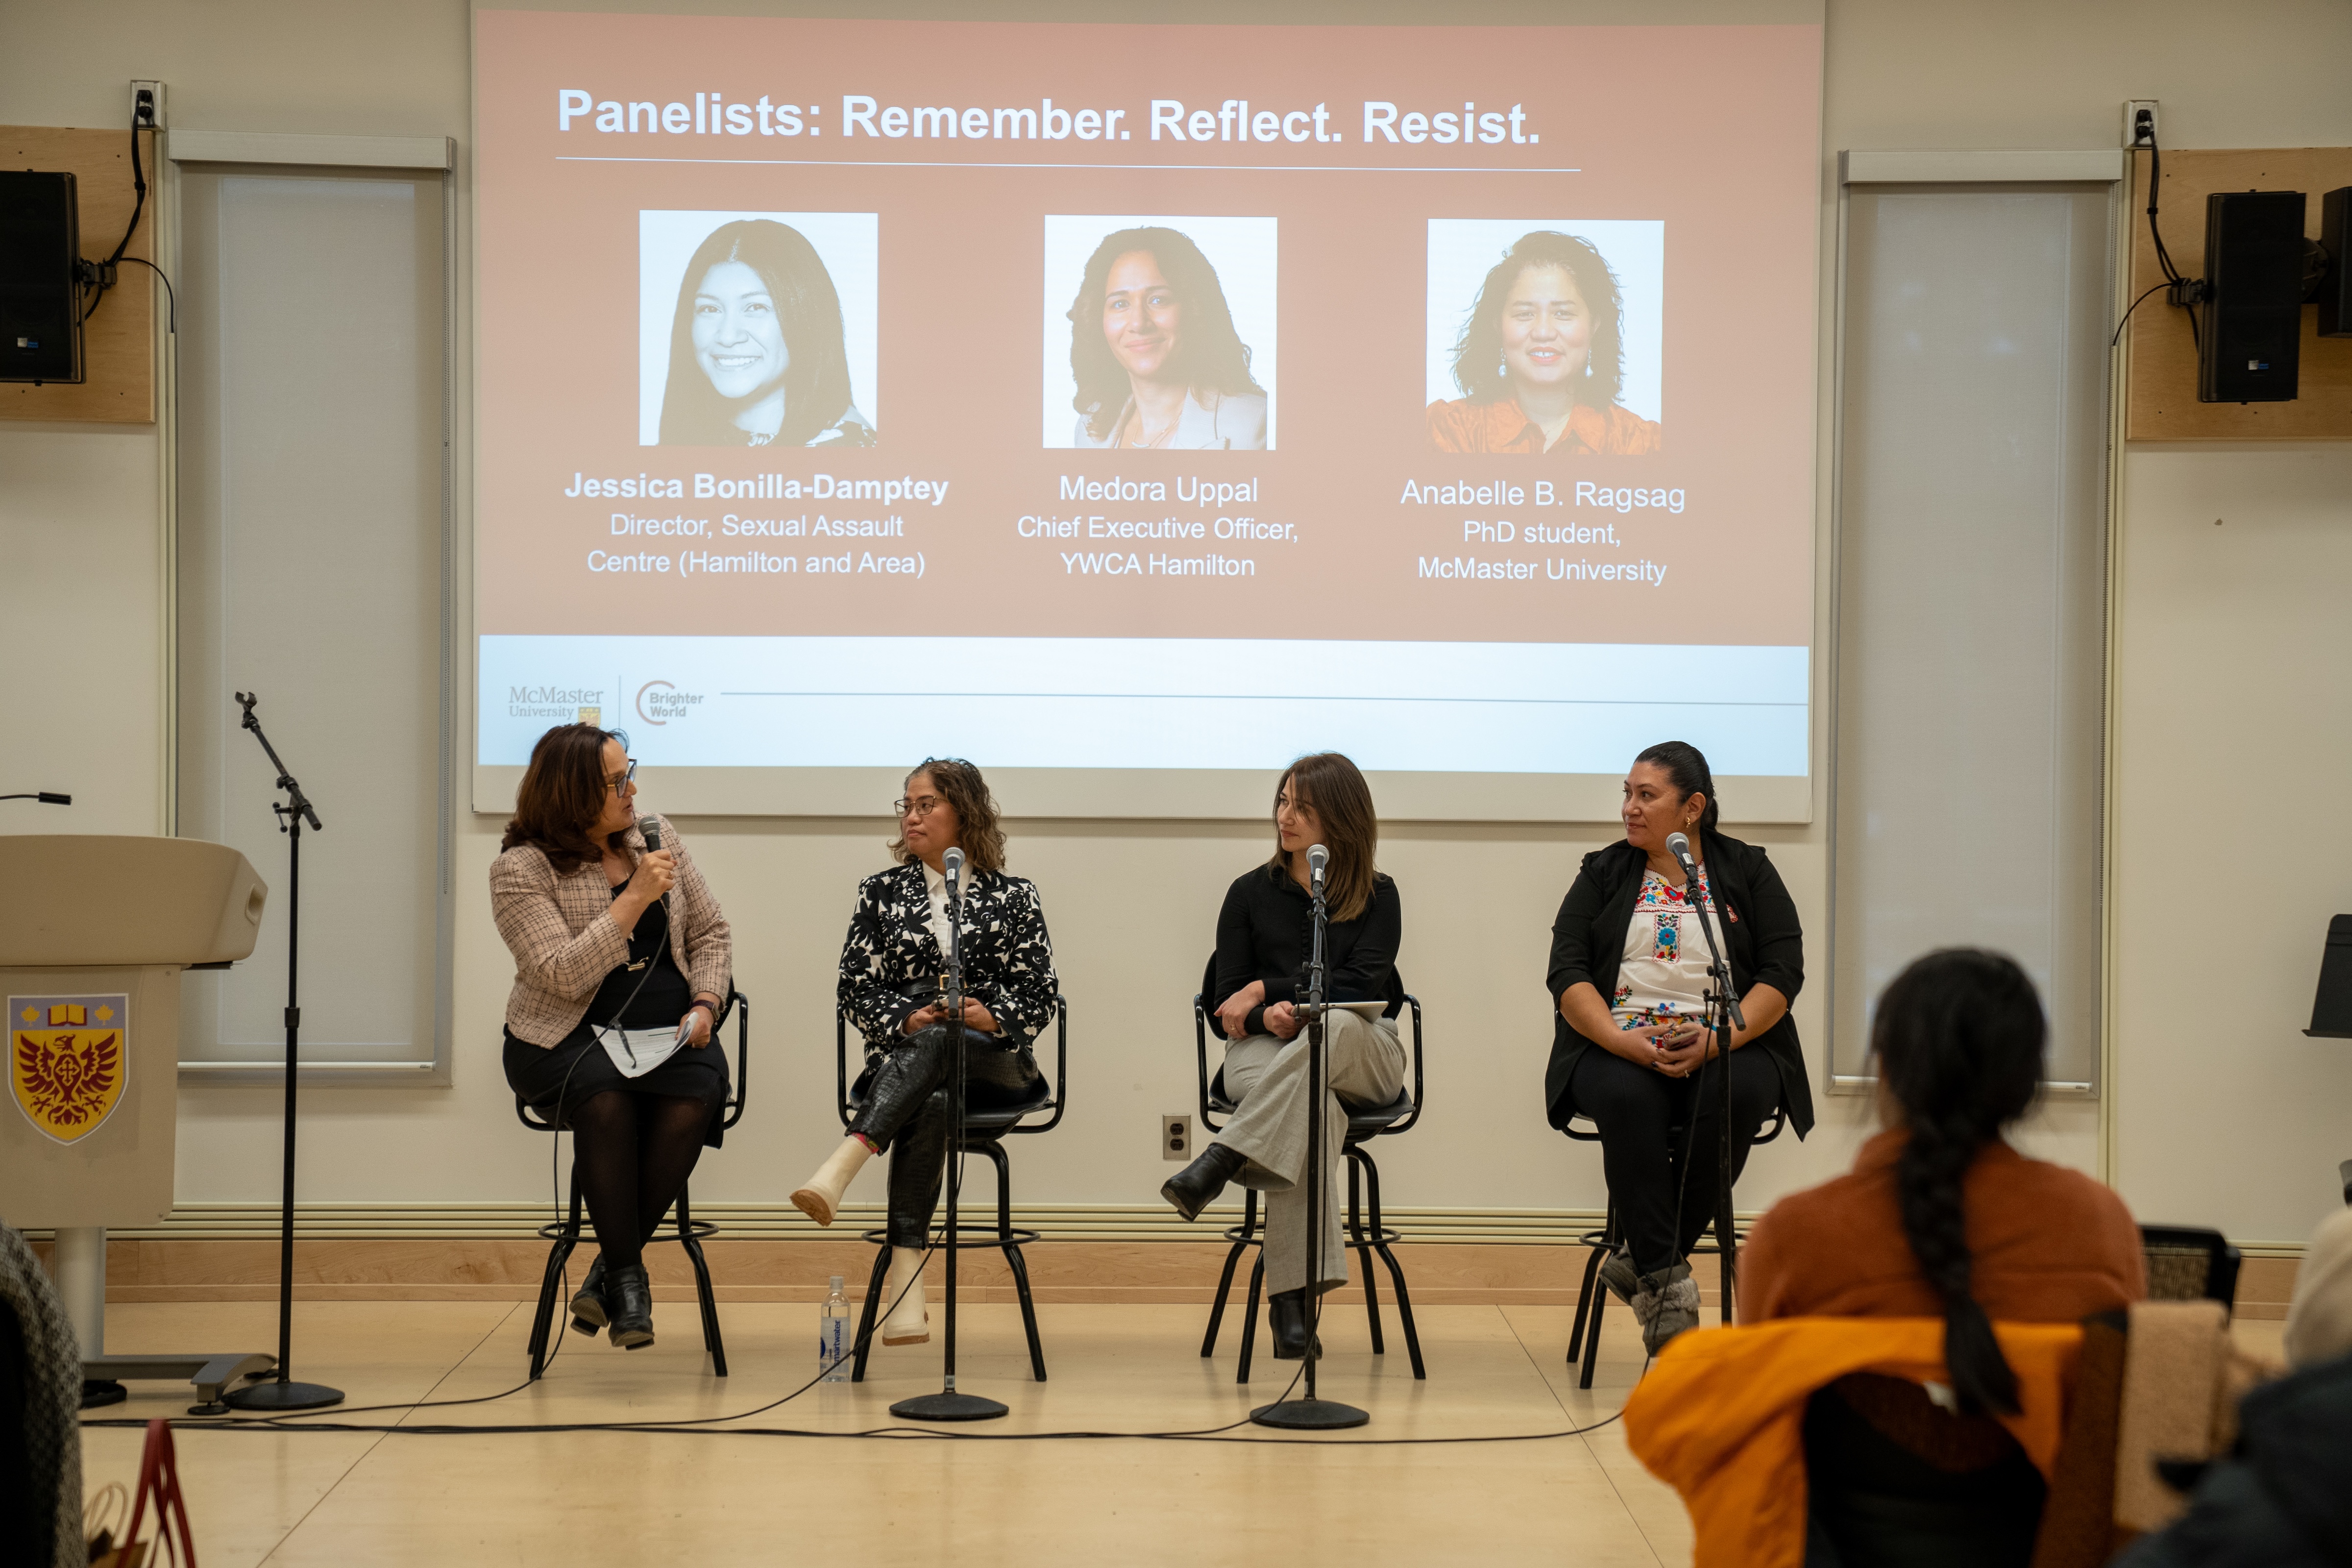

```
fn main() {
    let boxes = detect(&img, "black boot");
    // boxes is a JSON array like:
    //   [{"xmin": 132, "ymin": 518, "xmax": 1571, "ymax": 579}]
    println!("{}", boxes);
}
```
[
  {"xmin": 568, "ymin": 1254, "xmax": 609, "ymax": 1337},
  {"xmin": 1268, "ymin": 1288, "xmax": 1322, "ymax": 1361},
  {"xmin": 605, "ymin": 1262, "xmax": 655, "ymax": 1350},
  {"xmin": 1160, "ymin": 1142, "xmax": 1248, "ymax": 1222}
]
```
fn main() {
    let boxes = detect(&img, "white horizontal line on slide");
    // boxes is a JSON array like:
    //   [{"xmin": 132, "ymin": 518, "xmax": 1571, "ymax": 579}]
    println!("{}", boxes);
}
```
[{"xmin": 554, "ymin": 155, "xmax": 1582, "ymax": 175}]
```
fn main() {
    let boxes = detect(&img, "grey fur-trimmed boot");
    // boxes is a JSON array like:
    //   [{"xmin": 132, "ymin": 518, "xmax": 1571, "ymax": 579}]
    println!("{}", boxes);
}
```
[{"xmin": 1630, "ymin": 1261, "xmax": 1700, "ymax": 1356}]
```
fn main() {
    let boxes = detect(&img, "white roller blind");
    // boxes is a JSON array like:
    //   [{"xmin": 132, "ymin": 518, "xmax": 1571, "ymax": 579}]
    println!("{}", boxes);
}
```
[
  {"xmin": 174, "ymin": 164, "xmax": 451, "ymax": 1070},
  {"xmin": 1831, "ymin": 182, "xmax": 2112, "ymax": 1088}
]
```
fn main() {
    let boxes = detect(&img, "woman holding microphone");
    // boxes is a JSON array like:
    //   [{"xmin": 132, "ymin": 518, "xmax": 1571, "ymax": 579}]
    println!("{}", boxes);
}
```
[
  {"xmin": 1544, "ymin": 741, "xmax": 1809, "ymax": 1355},
  {"xmin": 789, "ymin": 759, "xmax": 1060, "ymax": 1349},
  {"xmin": 491, "ymin": 724, "xmax": 733, "ymax": 1351},
  {"xmin": 1160, "ymin": 753, "xmax": 1407, "ymax": 1360}
]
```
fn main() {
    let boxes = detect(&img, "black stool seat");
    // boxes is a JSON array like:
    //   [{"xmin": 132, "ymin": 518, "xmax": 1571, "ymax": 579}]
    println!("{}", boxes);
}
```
[
  {"xmin": 835, "ymin": 1001, "xmax": 1069, "ymax": 1385},
  {"xmin": 1192, "ymin": 956, "xmax": 1428, "ymax": 1383},
  {"xmin": 1562, "ymin": 1102, "xmax": 1783, "ymax": 1389},
  {"xmin": 517, "ymin": 991, "xmax": 750, "ymax": 1381}
]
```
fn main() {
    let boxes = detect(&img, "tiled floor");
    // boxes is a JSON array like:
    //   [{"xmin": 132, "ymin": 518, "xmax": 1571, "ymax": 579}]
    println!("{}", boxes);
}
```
[{"xmin": 80, "ymin": 1296, "xmax": 1690, "ymax": 1566}]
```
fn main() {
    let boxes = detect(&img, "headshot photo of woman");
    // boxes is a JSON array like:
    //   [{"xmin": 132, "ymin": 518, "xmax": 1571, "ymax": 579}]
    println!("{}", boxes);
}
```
[
  {"xmin": 1044, "ymin": 217, "xmax": 1273, "ymax": 450},
  {"xmin": 641, "ymin": 212, "xmax": 878, "ymax": 448},
  {"xmin": 1425, "ymin": 223, "xmax": 1664, "ymax": 456}
]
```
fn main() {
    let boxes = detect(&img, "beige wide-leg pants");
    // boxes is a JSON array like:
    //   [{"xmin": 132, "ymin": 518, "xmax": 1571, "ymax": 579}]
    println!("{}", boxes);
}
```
[{"xmin": 1215, "ymin": 1008, "xmax": 1406, "ymax": 1297}]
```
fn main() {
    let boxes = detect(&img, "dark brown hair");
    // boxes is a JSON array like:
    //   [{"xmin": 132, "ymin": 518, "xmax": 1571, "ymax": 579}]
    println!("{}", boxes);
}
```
[
  {"xmin": 888, "ymin": 758, "xmax": 1007, "ymax": 876},
  {"xmin": 502, "ymin": 724, "xmax": 629, "ymax": 874},
  {"xmin": 1633, "ymin": 740, "xmax": 1720, "ymax": 835},
  {"xmin": 659, "ymin": 219, "xmax": 855, "ymax": 448},
  {"xmin": 1266, "ymin": 753, "xmax": 1379, "ymax": 923},
  {"xmin": 1067, "ymin": 226, "xmax": 1265, "ymax": 442}
]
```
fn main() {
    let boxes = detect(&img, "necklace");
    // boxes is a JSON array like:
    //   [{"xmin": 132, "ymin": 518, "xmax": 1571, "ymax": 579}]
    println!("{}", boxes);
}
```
[{"xmin": 1125, "ymin": 404, "xmax": 1180, "ymax": 448}]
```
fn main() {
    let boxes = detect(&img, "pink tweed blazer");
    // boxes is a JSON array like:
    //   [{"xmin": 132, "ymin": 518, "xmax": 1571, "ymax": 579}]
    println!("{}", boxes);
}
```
[{"xmin": 490, "ymin": 813, "xmax": 733, "ymax": 1047}]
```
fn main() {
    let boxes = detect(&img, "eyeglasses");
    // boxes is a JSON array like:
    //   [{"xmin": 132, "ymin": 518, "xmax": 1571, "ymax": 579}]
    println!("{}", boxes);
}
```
[
  {"xmin": 894, "ymin": 795, "xmax": 945, "ymax": 819},
  {"xmin": 605, "ymin": 760, "xmax": 638, "ymax": 795}
]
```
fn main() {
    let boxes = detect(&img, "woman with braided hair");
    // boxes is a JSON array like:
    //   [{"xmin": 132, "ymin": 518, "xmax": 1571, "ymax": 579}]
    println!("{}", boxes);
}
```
[{"xmin": 1739, "ymin": 949, "xmax": 2144, "ymax": 1565}]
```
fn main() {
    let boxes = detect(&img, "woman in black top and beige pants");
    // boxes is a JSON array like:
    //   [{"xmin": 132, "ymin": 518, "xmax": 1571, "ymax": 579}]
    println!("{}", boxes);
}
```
[{"xmin": 1160, "ymin": 754, "xmax": 1406, "ymax": 1360}]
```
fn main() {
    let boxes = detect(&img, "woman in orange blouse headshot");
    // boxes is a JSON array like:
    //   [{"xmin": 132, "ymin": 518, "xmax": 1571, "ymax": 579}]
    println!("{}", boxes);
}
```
[{"xmin": 1426, "ymin": 231, "xmax": 1662, "ymax": 456}]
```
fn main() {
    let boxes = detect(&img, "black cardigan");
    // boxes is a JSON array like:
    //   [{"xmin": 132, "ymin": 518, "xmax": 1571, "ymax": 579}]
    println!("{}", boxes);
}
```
[
  {"xmin": 1543, "ymin": 832, "xmax": 1812, "ymax": 1137},
  {"xmin": 1210, "ymin": 863, "xmax": 1404, "ymax": 1037}
]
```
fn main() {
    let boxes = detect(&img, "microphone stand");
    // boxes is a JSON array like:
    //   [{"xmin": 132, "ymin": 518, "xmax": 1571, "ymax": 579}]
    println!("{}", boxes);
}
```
[
  {"xmin": 1252, "ymin": 851, "xmax": 1368, "ymax": 1429},
  {"xmin": 891, "ymin": 853, "xmax": 1006, "ymax": 1422},
  {"xmin": 220, "ymin": 693, "xmax": 343, "ymax": 1412},
  {"xmin": 1677, "ymin": 838, "xmax": 1746, "ymax": 1326}
]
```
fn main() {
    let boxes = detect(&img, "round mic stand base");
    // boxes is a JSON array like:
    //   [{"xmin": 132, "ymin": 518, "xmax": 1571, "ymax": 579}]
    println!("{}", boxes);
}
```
[
  {"xmin": 889, "ymin": 1389, "xmax": 1009, "ymax": 1422},
  {"xmin": 1250, "ymin": 1394, "xmax": 1369, "ymax": 1430},
  {"xmin": 221, "ymin": 1378, "xmax": 344, "ymax": 1413}
]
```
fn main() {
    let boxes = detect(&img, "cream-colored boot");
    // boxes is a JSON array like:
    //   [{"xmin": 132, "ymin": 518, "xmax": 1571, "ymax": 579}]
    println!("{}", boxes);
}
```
[
  {"xmin": 790, "ymin": 1137, "xmax": 872, "ymax": 1226},
  {"xmin": 881, "ymin": 1247, "xmax": 930, "ymax": 1346}
]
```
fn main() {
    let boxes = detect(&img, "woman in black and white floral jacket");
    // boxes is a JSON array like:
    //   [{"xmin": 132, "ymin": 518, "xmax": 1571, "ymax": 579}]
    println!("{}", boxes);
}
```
[{"xmin": 790, "ymin": 758, "xmax": 1059, "ymax": 1347}]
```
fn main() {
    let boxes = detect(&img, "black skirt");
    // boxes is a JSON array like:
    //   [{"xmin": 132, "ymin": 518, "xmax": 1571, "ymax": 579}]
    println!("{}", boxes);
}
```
[{"xmin": 503, "ymin": 1024, "xmax": 730, "ymax": 1148}]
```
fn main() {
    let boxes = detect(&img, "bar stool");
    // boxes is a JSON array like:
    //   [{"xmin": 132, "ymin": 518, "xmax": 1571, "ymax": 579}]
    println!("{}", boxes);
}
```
[
  {"xmin": 832, "ymin": 997, "xmax": 1068, "ymax": 1383},
  {"xmin": 1191, "ymin": 955, "xmax": 1427, "ymax": 1383},
  {"xmin": 1562, "ymin": 1102, "xmax": 1783, "ymax": 1389},
  {"xmin": 517, "ymin": 990, "xmax": 750, "ymax": 1380}
]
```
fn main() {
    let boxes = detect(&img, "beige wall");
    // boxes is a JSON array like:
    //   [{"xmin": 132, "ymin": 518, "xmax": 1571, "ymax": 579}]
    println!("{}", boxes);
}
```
[{"xmin": 4, "ymin": 0, "xmax": 2347, "ymax": 1244}]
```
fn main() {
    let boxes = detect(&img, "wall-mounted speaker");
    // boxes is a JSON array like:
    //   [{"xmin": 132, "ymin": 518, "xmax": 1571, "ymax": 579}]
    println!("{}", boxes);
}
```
[
  {"xmin": 0, "ymin": 171, "xmax": 83, "ymax": 385},
  {"xmin": 2198, "ymin": 189, "xmax": 2304, "ymax": 403},
  {"xmin": 2321, "ymin": 187, "xmax": 2352, "ymax": 339}
]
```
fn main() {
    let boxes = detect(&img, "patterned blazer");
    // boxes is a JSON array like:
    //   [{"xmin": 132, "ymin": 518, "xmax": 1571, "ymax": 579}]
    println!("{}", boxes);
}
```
[
  {"xmin": 491, "ymin": 814, "xmax": 733, "ymax": 1048},
  {"xmin": 837, "ymin": 860, "xmax": 1058, "ymax": 1057}
]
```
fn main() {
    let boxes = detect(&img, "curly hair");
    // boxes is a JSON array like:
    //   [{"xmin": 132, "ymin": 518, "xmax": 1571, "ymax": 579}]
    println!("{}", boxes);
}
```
[
  {"xmin": 1449, "ymin": 230, "xmax": 1625, "ymax": 408},
  {"xmin": 502, "ymin": 724, "xmax": 631, "ymax": 874},
  {"xmin": 889, "ymin": 757, "xmax": 1008, "ymax": 876},
  {"xmin": 1067, "ymin": 226, "xmax": 1264, "ymax": 442},
  {"xmin": 1871, "ymin": 949, "xmax": 2048, "ymax": 1416},
  {"xmin": 658, "ymin": 219, "xmax": 855, "ymax": 447}
]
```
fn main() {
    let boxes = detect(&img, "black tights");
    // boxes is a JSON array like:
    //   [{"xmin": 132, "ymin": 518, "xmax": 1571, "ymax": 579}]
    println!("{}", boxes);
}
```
[
  {"xmin": 568, "ymin": 1089, "xmax": 713, "ymax": 1271},
  {"xmin": 1571, "ymin": 1045, "xmax": 1779, "ymax": 1276}
]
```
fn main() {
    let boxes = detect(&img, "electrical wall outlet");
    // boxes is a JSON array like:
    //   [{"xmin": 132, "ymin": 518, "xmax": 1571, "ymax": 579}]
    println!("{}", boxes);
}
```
[
  {"xmin": 131, "ymin": 80, "xmax": 165, "ymax": 130},
  {"xmin": 2124, "ymin": 99, "xmax": 2157, "ymax": 149},
  {"xmin": 1161, "ymin": 1113, "xmax": 1193, "ymax": 1162}
]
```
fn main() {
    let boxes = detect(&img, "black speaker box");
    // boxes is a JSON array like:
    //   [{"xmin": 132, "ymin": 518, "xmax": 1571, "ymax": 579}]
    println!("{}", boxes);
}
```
[
  {"xmin": 2198, "ymin": 189, "xmax": 2304, "ymax": 403},
  {"xmin": 0, "ymin": 170, "xmax": 82, "ymax": 385},
  {"xmin": 2322, "ymin": 187, "xmax": 2352, "ymax": 339}
]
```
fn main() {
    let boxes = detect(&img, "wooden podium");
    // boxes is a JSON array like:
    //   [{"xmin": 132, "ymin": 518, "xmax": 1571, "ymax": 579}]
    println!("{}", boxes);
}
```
[{"xmin": 1, "ymin": 834, "xmax": 276, "ymax": 1409}]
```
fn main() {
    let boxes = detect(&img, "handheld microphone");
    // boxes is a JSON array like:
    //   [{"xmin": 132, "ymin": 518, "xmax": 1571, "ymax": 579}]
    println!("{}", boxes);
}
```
[
  {"xmin": 1306, "ymin": 843, "xmax": 1328, "ymax": 890},
  {"xmin": 638, "ymin": 815, "xmax": 662, "ymax": 853}
]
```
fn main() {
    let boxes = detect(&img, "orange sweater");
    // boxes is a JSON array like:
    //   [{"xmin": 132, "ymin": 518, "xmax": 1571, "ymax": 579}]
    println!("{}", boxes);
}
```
[
  {"xmin": 1740, "ymin": 1131, "xmax": 2144, "ymax": 1323},
  {"xmin": 1623, "ymin": 1318, "xmax": 2085, "ymax": 1568}
]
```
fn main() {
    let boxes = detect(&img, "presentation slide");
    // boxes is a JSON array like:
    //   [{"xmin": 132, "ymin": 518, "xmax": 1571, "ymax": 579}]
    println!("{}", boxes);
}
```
[{"xmin": 473, "ymin": 11, "xmax": 1822, "ymax": 806}]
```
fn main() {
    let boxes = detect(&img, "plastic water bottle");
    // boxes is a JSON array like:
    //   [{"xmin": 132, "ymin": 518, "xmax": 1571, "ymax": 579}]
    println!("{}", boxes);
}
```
[{"xmin": 819, "ymin": 1274, "xmax": 850, "ymax": 1381}]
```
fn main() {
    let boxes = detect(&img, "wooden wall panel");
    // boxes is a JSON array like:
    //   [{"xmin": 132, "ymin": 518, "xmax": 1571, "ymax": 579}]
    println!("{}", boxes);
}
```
[
  {"xmin": 2127, "ymin": 146, "xmax": 2352, "ymax": 441},
  {"xmin": 0, "ymin": 126, "xmax": 157, "ymax": 424}
]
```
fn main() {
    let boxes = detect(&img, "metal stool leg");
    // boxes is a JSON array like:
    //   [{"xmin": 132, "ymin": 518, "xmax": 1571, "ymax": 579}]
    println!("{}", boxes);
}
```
[
  {"xmin": 850, "ymin": 1239, "xmax": 889, "ymax": 1383},
  {"xmin": 1235, "ymin": 1250, "xmax": 1266, "ymax": 1385},
  {"xmin": 674, "ymin": 1186, "xmax": 726, "ymax": 1377},
  {"xmin": 1348, "ymin": 1151, "xmax": 1385, "ymax": 1355},
  {"xmin": 1201, "ymin": 1188, "xmax": 1258, "ymax": 1358},
  {"xmin": 979, "ymin": 1141, "xmax": 1047, "ymax": 1382},
  {"xmin": 528, "ymin": 1168, "xmax": 586, "ymax": 1380},
  {"xmin": 1359, "ymin": 1152, "xmax": 1422, "ymax": 1378}
]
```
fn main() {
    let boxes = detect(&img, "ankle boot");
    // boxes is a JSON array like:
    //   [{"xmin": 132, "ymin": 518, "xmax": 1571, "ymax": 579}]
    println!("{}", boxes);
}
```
[
  {"xmin": 791, "ymin": 1136, "xmax": 874, "ymax": 1227},
  {"xmin": 568, "ymin": 1254, "xmax": 609, "ymax": 1337},
  {"xmin": 605, "ymin": 1262, "xmax": 655, "ymax": 1350},
  {"xmin": 1160, "ymin": 1142, "xmax": 1247, "ymax": 1222},
  {"xmin": 1268, "ymin": 1288, "xmax": 1322, "ymax": 1361},
  {"xmin": 1630, "ymin": 1261, "xmax": 1699, "ymax": 1356},
  {"xmin": 881, "ymin": 1247, "xmax": 930, "ymax": 1346}
]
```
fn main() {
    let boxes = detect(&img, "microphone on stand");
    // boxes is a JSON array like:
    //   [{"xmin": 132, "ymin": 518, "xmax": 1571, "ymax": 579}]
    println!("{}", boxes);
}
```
[
  {"xmin": 943, "ymin": 844, "xmax": 964, "ymax": 890},
  {"xmin": 1665, "ymin": 831, "xmax": 1744, "ymax": 1033},
  {"xmin": 1306, "ymin": 842, "xmax": 1328, "ymax": 892}
]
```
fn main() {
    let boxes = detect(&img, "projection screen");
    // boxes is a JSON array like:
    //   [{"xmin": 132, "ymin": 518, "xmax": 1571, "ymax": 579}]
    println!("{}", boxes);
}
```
[{"xmin": 471, "ymin": 9, "xmax": 1824, "ymax": 819}]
